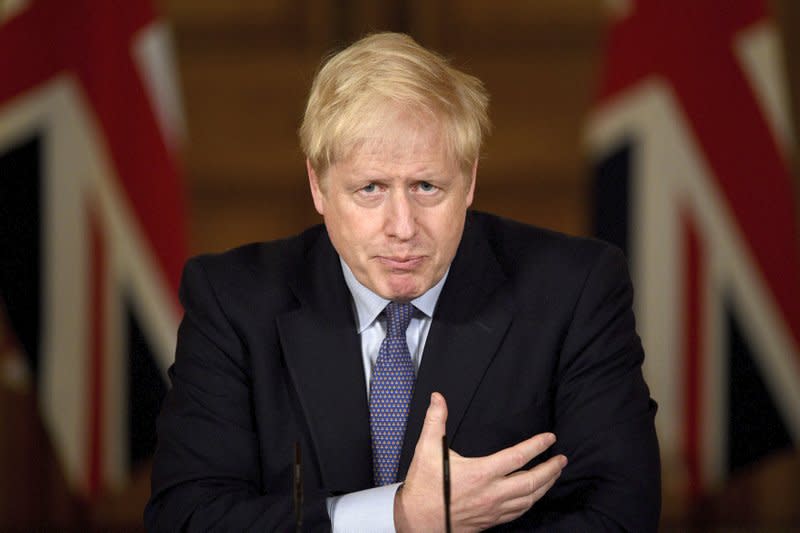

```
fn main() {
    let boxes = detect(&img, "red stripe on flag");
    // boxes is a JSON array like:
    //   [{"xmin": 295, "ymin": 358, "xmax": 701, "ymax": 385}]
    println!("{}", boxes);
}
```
[
  {"xmin": 0, "ymin": 2, "xmax": 66, "ymax": 105},
  {"xmin": 682, "ymin": 211, "xmax": 704, "ymax": 500},
  {"xmin": 88, "ymin": 208, "xmax": 105, "ymax": 498}
]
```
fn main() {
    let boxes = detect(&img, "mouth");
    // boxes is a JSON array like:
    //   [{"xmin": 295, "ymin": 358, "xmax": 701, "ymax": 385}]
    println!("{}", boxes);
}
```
[{"xmin": 376, "ymin": 255, "xmax": 425, "ymax": 271}]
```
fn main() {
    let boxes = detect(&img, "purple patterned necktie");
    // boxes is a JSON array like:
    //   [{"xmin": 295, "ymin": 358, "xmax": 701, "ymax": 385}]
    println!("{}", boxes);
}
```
[{"xmin": 369, "ymin": 302, "xmax": 416, "ymax": 486}]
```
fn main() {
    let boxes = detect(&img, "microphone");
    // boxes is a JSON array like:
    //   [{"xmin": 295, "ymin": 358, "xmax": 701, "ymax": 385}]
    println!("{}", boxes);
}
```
[{"xmin": 443, "ymin": 434, "xmax": 451, "ymax": 533}]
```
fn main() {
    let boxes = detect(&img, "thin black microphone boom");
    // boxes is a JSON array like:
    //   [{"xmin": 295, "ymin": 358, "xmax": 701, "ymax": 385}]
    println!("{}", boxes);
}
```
[{"xmin": 443, "ymin": 434, "xmax": 452, "ymax": 533}]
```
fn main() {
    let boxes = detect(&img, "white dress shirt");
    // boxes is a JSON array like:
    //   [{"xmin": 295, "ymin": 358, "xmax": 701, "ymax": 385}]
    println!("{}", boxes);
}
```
[{"xmin": 326, "ymin": 259, "xmax": 448, "ymax": 532}]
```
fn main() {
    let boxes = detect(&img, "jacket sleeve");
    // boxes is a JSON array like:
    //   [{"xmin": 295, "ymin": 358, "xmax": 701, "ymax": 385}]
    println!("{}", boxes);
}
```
[
  {"xmin": 519, "ymin": 244, "xmax": 661, "ymax": 532},
  {"xmin": 144, "ymin": 257, "xmax": 330, "ymax": 532}
]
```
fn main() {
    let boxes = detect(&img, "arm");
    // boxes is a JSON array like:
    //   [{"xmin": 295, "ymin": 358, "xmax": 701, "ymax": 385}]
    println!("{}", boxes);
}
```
[
  {"xmin": 144, "ymin": 258, "xmax": 330, "ymax": 532},
  {"xmin": 526, "ymin": 243, "xmax": 661, "ymax": 531}
]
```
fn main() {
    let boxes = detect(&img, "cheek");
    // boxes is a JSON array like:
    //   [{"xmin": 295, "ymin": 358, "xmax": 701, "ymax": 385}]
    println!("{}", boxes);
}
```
[{"xmin": 326, "ymin": 206, "xmax": 377, "ymax": 250}]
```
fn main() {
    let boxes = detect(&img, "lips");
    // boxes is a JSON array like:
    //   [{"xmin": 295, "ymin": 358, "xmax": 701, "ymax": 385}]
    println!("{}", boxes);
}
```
[{"xmin": 376, "ymin": 255, "xmax": 425, "ymax": 271}]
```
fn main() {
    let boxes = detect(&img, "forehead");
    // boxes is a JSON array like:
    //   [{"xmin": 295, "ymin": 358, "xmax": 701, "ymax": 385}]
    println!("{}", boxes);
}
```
[{"xmin": 344, "ymin": 110, "xmax": 453, "ymax": 168}]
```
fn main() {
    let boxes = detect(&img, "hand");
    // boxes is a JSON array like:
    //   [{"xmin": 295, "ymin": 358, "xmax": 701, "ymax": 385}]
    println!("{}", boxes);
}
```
[{"xmin": 394, "ymin": 392, "xmax": 567, "ymax": 533}]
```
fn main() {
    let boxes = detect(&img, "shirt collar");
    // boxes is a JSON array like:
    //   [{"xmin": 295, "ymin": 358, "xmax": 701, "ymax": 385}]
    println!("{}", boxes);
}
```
[{"xmin": 340, "ymin": 258, "xmax": 448, "ymax": 334}]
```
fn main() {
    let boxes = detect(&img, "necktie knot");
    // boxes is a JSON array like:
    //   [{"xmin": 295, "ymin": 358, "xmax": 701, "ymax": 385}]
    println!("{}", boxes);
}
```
[{"xmin": 384, "ymin": 302, "xmax": 413, "ymax": 338}]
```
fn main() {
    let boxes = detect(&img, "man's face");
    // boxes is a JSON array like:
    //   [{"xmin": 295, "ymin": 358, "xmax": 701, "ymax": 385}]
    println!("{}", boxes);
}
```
[{"xmin": 308, "ymin": 114, "xmax": 476, "ymax": 302}]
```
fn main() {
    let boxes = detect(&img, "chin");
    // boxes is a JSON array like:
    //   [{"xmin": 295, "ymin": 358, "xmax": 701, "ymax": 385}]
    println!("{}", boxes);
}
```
[{"xmin": 381, "ymin": 278, "xmax": 425, "ymax": 302}]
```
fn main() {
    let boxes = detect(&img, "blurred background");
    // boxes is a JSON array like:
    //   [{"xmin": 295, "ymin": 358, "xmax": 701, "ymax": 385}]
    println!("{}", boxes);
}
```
[{"xmin": 0, "ymin": 0, "xmax": 799, "ymax": 530}]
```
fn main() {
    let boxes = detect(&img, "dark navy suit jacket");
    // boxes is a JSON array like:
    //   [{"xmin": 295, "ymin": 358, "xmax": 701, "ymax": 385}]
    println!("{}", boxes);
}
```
[{"xmin": 145, "ymin": 211, "xmax": 660, "ymax": 531}]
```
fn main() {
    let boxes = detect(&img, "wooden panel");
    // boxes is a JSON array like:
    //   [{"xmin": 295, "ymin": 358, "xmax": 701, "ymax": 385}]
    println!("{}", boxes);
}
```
[
  {"xmin": 164, "ymin": 0, "xmax": 296, "ymax": 23},
  {"xmin": 414, "ymin": 0, "xmax": 604, "ymax": 50},
  {"xmin": 189, "ymin": 185, "xmax": 320, "ymax": 253},
  {"xmin": 474, "ymin": 48, "xmax": 600, "ymax": 184},
  {"xmin": 163, "ymin": 0, "xmax": 307, "ymax": 48},
  {"xmin": 474, "ymin": 179, "xmax": 587, "ymax": 237},
  {"xmin": 453, "ymin": 0, "xmax": 604, "ymax": 30},
  {"xmin": 178, "ymin": 51, "xmax": 312, "ymax": 189}
]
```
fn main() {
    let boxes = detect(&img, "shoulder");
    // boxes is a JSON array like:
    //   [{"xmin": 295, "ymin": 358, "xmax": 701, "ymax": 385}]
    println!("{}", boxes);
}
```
[
  {"xmin": 469, "ymin": 210, "xmax": 626, "ymax": 282},
  {"xmin": 466, "ymin": 211, "xmax": 630, "ymax": 315},
  {"xmin": 180, "ymin": 224, "xmax": 327, "ymax": 313}
]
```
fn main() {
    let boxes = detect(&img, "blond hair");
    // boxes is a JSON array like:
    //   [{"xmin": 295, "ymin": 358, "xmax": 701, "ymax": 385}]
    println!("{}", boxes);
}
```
[{"xmin": 299, "ymin": 32, "xmax": 490, "ymax": 177}]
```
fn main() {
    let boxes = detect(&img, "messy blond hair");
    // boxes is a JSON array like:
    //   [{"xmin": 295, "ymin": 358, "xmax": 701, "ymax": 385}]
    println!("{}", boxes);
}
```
[{"xmin": 299, "ymin": 32, "xmax": 490, "ymax": 178}]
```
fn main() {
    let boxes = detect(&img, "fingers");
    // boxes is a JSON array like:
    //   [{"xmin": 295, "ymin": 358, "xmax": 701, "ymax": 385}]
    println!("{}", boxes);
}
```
[
  {"xmin": 495, "ymin": 473, "xmax": 558, "ymax": 524},
  {"xmin": 477, "ymin": 454, "xmax": 564, "ymax": 527},
  {"xmin": 506, "ymin": 454, "xmax": 565, "ymax": 497},
  {"xmin": 493, "ymin": 454, "xmax": 566, "ymax": 509},
  {"xmin": 418, "ymin": 392, "xmax": 448, "ymax": 444},
  {"xmin": 485, "ymin": 432, "xmax": 558, "ymax": 476},
  {"xmin": 495, "ymin": 472, "xmax": 559, "ymax": 523}
]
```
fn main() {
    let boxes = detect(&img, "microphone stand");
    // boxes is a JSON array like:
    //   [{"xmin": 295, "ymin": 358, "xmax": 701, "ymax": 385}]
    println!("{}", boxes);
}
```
[{"xmin": 294, "ymin": 441, "xmax": 303, "ymax": 532}]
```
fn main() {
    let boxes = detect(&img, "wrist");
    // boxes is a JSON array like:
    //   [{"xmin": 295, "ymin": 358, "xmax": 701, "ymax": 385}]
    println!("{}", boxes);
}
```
[{"xmin": 394, "ymin": 481, "xmax": 442, "ymax": 533}]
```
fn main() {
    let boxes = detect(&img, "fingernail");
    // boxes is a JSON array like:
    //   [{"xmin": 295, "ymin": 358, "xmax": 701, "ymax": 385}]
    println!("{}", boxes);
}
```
[
  {"xmin": 546, "ymin": 432, "xmax": 556, "ymax": 445},
  {"xmin": 560, "ymin": 455, "xmax": 568, "ymax": 467}
]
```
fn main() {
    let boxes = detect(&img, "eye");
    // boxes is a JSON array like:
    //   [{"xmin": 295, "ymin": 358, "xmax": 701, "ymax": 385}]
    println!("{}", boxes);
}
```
[
  {"xmin": 418, "ymin": 181, "xmax": 437, "ymax": 193},
  {"xmin": 361, "ymin": 183, "xmax": 378, "ymax": 194}
]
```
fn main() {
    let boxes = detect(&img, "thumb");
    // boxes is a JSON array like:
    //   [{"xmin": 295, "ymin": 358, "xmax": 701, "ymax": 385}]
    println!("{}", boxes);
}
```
[{"xmin": 419, "ymin": 392, "xmax": 448, "ymax": 444}]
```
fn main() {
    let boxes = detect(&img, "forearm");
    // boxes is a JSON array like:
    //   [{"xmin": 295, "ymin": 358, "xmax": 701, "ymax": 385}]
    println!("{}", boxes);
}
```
[{"xmin": 146, "ymin": 481, "xmax": 330, "ymax": 532}]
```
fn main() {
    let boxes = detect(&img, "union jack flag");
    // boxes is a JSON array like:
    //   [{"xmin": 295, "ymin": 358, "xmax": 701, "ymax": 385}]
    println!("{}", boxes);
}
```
[
  {"xmin": 587, "ymin": 0, "xmax": 800, "ymax": 498},
  {"xmin": 0, "ymin": 0, "xmax": 186, "ymax": 498}
]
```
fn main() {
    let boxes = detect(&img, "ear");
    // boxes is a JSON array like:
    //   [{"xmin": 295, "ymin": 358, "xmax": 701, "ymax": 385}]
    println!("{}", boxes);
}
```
[
  {"xmin": 465, "ymin": 159, "xmax": 478, "ymax": 207},
  {"xmin": 307, "ymin": 159, "xmax": 326, "ymax": 215}
]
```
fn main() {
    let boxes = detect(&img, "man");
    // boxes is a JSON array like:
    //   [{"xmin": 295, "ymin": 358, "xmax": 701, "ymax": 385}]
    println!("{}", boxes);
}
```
[{"xmin": 145, "ymin": 32, "xmax": 660, "ymax": 531}]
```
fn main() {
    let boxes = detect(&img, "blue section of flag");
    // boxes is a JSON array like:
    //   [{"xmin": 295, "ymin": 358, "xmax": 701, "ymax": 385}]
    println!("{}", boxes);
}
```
[
  {"xmin": 726, "ymin": 301, "xmax": 792, "ymax": 472},
  {"xmin": 127, "ymin": 299, "xmax": 168, "ymax": 469},
  {"xmin": 0, "ymin": 134, "xmax": 42, "ymax": 383},
  {"xmin": 591, "ymin": 140, "xmax": 632, "ymax": 258}
]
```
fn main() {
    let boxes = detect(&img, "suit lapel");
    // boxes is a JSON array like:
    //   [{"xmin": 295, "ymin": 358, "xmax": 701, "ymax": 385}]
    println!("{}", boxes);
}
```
[
  {"xmin": 277, "ymin": 231, "xmax": 373, "ymax": 493},
  {"xmin": 398, "ymin": 216, "xmax": 513, "ymax": 477}
]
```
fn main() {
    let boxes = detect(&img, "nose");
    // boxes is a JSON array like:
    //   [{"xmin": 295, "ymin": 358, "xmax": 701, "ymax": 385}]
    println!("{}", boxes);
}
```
[{"xmin": 385, "ymin": 190, "xmax": 417, "ymax": 241}]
